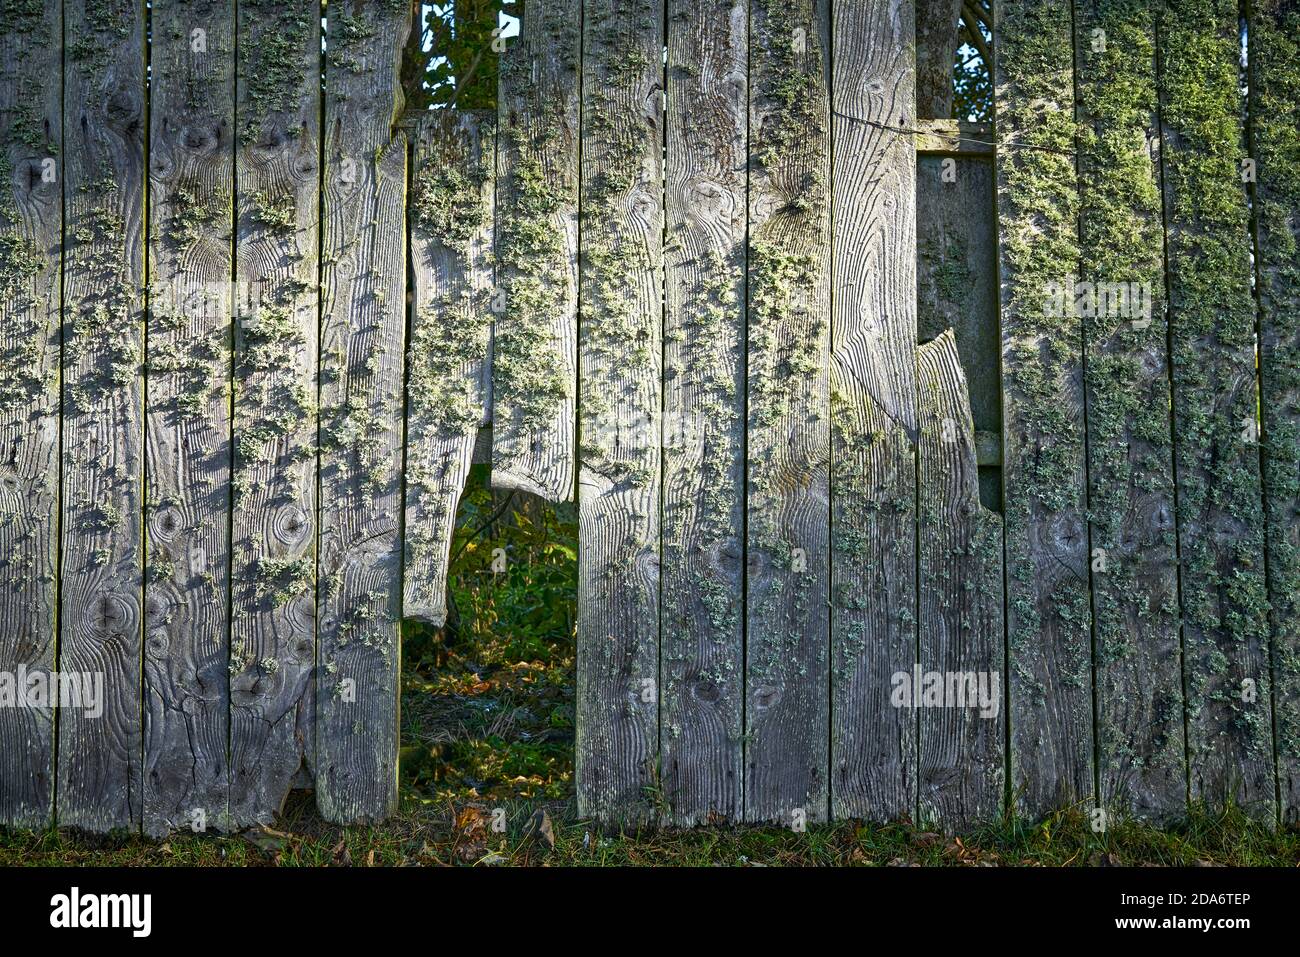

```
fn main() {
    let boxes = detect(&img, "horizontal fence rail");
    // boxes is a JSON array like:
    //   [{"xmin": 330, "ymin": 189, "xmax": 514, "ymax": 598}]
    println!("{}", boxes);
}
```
[{"xmin": 0, "ymin": 0, "xmax": 1294, "ymax": 833}]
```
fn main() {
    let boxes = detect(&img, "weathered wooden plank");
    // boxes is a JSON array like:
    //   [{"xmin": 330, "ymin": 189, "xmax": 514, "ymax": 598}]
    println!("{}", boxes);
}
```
[
  {"xmin": 0, "ymin": 0, "xmax": 60, "ymax": 829},
  {"xmin": 660, "ymin": 0, "xmax": 747, "ymax": 825},
  {"xmin": 143, "ymin": 0, "xmax": 234, "ymax": 837},
  {"xmin": 916, "ymin": 152, "xmax": 1000, "ymax": 509},
  {"xmin": 58, "ymin": 0, "xmax": 147, "ymax": 833},
  {"xmin": 316, "ymin": 0, "xmax": 411, "ymax": 823},
  {"xmin": 994, "ymin": 0, "xmax": 1093, "ymax": 818},
  {"xmin": 744, "ymin": 0, "xmax": 831, "ymax": 825},
  {"xmin": 917, "ymin": 331, "xmax": 1005, "ymax": 828},
  {"xmin": 829, "ymin": 0, "xmax": 917, "ymax": 822},
  {"xmin": 403, "ymin": 111, "xmax": 494, "ymax": 625},
  {"xmin": 1251, "ymin": 0, "xmax": 1300, "ymax": 825},
  {"xmin": 493, "ymin": 0, "xmax": 580, "ymax": 502},
  {"xmin": 1074, "ymin": 0, "xmax": 1183, "ymax": 823},
  {"xmin": 915, "ymin": 119, "xmax": 994, "ymax": 156},
  {"xmin": 228, "ymin": 0, "xmax": 321, "ymax": 828},
  {"xmin": 575, "ymin": 0, "xmax": 664, "ymax": 824},
  {"xmin": 1157, "ymin": 0, "xmax": 1274, "ymax": 817}
]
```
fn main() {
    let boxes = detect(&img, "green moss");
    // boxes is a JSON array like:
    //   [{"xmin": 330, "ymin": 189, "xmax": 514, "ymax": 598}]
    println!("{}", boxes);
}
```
[
  {"xmin": 238, "ymin": 2, "xmax": 313, "ymax": 144},
  {"xmin": 1074, "ymin": 0, "xmax": 1183, "ymax": 791},
  {"xmin": 1250, "ymin": 0, "xmax": 1300, "ymax": 780},
  {"xmin": 1158, "ymin": 0, "xmax": 1273, "ymax": 779},
  {"xmin": 997, "ymin": 0, "xmax": 1091, "ymax": 696}
]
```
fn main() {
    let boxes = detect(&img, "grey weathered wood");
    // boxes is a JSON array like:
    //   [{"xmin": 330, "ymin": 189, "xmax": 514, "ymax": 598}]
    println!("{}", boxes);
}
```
[
  {"xmin": 915, "ymin": 119, "xmax": 994, "ymax": 155},
  {"xmin": 744, "ymin": 0, "xmax": 831, "ymax": 825},
  {"xmin": 994, "ymin": 0, "xmax": 1093, "ymax": 818},
  {"xmin": 316, "ymin": 0, "xmax": 411, "ymax": 823},
  {"xmin": 575, "ymin": 0, "xmax": 664, "ymax": 824},
  {"xmin": 0, "ymin": 0, "xmax": 60, "ymax": 829},
  {"xmin": 829, "ymin": 0, "xmax": 917, "ymax": 822},
  {"xmin": 917, "ymin": 331, "xmax": 1005, "ymax": 828},
  {"xmin": 493, "ymin": 0, "xmax": 580, "ymax": 502},
  {"xmin": 1250, "ymin": 0, "xmax": 1300, "ymax": 825},
  {"xmin": 660, "ymin": 0, "xmax": 747, "ymax": 825},
  {"xmin": 58, "ymin": 0, "xmax": 147, "ymax": 833},
  {"xmin": 917, "ymin": 152, "xmax": 1000, "ymax": 510},
  {"xmin": 1158, "ymin": 0, "xmax": 1274, "ymax": 817},
  {"xmin": 143, "ymin": 0, "xmax": 235, "ymax": 837},
  {"xmin": 404, "ymin": 111, "xmax": 494, "ymax": 625},
  {"xmin": 228, "ymin": 0, "xmax": 321, "ymax": 828},
  {"xmin": 1074, "ymin": 0, "xmax": 1183, "ymax": 823}
]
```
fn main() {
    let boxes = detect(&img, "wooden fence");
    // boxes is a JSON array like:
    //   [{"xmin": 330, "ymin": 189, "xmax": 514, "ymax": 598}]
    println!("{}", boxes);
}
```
[{"xmin": 0, "ymin": 0, "xmax": 1296, "ymax": 834}]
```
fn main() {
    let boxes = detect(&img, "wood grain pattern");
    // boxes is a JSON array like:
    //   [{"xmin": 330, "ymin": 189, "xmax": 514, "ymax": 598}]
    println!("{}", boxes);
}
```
[
  {"xmin": 744, "ymin": 0, "xmax": 831, "ymax": 824},
  {"xmin": 917, "ymin": 331, "xmax": 1004, "ymax": 828},
  {"xmin": 1074, "ymin": 0, "xmax": 1183, "ymax": 823},
  {"xmin": 829, "ymin": 0, "xmax": 918, "ymax": 823},
  {"xmin": 660, "ymin": 0, "xmax": 747, "ymax": 825},
  {"xmin": 0, "ymin": 0, "xmax": 60, "ymax": 829},
  {"xmin": 1158, "ymin": 0, "xmax": 1275, "ymax": 817},
  {"xmin": 574, "ymin": 0, "xmax": 664, "ymax": 824},
  {"xmin": 143, "ymin": 0, "xmax": 235, "ymax": 837},
  {"xmin": 403, "ymin": 111, "xmax": 494, "ymax": 625},
  {"xmin": 228, "ymin": 0, "xmax": 321, "ymax": 828},
  {"xmin": 1250, "ymin": 0, "xmax": 1300, "ymax": 825},
  {"xmin": 58, "ymin": 0, "xmax": 147, "ymax": 832},
  {"xmin": 316, "ymin": 0, "xmax": 410, "ymax": 823},
  {"xmin": 994, "ymin": 0, "xmax": 1094, "ymax": 819},
  {"xmin": 493, "ymin": 0, "xmax": 580, "ymax": 502}
]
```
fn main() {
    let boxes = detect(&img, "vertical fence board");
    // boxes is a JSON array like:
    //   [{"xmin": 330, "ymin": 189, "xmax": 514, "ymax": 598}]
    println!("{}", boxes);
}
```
[
  {"xmin": 0, "ymin": 0, "xmax": 60, "ymax": 828},
  {"xmin": 228, "ymin": 0, "xmax": 321, "ymax": 827},
  {"xmin": 58, "ymin": 0, "xmax": 147, "ymax": 832},
  {"xmin": 744, "ymin": 0, "xmax": 831, "ymax": 825},
  {"xmin": 916, "ymin": 151, "xmax": 999, "ymax": 510},
  {"xmin": 829, "ymin": 0, "xmax": 918, "ymax": 822},
  {"xmin": 994, "ymin": 0, "xmax": 1094, "ymax": 818},
  {"xmin": 493, "ymin": 0, "xmax": 580, "ymax": 503},
  {"xmin": 1250, "ymin": 0, "xmax": 1300, "ymax": 824},
  {"xmin": 917, "ymin": 331, "xmax": 1005, "ymax": 828},
  {"xmin": 575, "ymin": 0, "xmax": 664, "ymax": 823},
  {"xmin": 403, "ymin": 111, "xmax": 494, "ymax": 625},
  {"xmin": 660, "ymin": 0, "xmax": 747, "ymax": 825},
  {"xmin": 316, "ymin": 0, "xmax": 410, "ymax": 823},
  {"xmin": 1157, "ymin": 0, "xmax": 1275, "ymax": 817},
  {"xmin": 1074, "ymin": 0, "xmax": 1184, "ymax": 823},
  {"xmin": 143, "ymin": 0, "xmax": 235, "ymax": 836}
]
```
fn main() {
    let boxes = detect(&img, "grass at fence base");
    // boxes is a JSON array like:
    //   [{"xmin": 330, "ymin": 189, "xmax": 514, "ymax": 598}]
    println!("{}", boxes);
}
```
[{"xmin": 2, "ymin": 472, "xmax": 1298, "ymax": 866}]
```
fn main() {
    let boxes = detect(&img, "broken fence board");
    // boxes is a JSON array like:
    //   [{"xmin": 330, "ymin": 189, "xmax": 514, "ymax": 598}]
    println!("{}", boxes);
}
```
[
  {"xmin": 917, "ymin": 331, "xmax": 1005, "ymax": 828},
  {"xmin": 403, "ymin": 110, "xmax": 495, "ymax": 626},
  {"xmin": 493, "ymin": 0, "xmax": 580, "ymax": 503}
]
